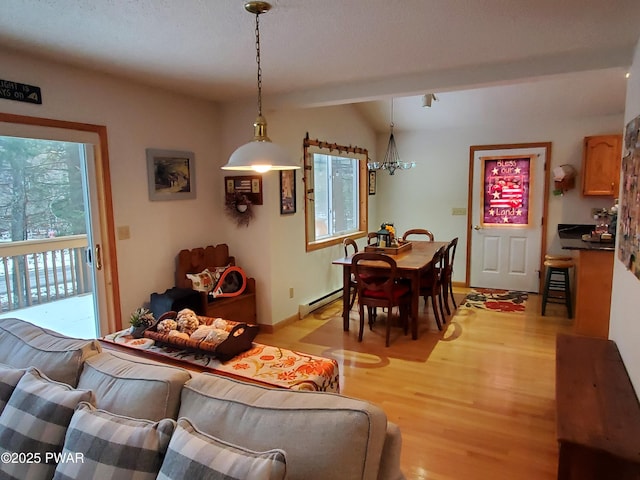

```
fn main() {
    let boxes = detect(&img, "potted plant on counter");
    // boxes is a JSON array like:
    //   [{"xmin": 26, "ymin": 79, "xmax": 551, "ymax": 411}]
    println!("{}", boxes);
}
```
[{"xmin": 129, "ymin": 307, "xmax": 156, "ymax": 338}]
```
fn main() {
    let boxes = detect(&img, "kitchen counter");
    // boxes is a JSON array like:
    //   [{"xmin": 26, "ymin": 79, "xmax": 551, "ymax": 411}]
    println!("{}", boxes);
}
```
[
  {"xmin": 558, "ymin": 223, "xmax": 615, "ymax": 251},
  {"xmin": 556, "ymin": 224, "xmax": 613, "ymax": 338}
]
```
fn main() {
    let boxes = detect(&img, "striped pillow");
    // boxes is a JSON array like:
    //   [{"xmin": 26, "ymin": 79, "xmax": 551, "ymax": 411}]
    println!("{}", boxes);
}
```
[
  {"xmin": 157, "ymin": 418, "xmax": 287, "ymax": 480},
  {"xmin": 53, "ymin": 402, "xmax": 176, "ymax": 480},
  {"xmin": 0, "ymin": 364, "xmax": 26, "ymax": 414},
  {"xmin": 0, "ymin": 367, "xmax": 95, "ymax": 480}
]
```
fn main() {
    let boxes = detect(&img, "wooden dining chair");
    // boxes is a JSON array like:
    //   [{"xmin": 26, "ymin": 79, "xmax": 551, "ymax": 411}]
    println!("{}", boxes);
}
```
[
  {"xmin": 367, "ymin": 232, "xmax": 378, "ymax": 245},
  {"xmin": 402, "ymin": 228, "xmax": 435, "ymax": 242},
  {"xmin": 343, "ymin": 238, "xmax": 359, "ymax": 310},
  {"xmin": 442, "ymin": 237, "xmax": 459, "ymax": 315},
  {"xmin": 351, "ymin": 252, "xmax": 412, "ymax": 347},
  {"xmin": 419, "ymin": 245, "xmax": 447, "ymax": 330}
]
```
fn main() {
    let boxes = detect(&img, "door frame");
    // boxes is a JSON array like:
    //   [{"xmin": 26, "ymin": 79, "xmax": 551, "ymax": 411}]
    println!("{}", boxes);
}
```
[
  {"xmin": 0, "ymin": 112, "xmax": 122, "ymax": 330},
  {"xmin": 466, "ymin": 142, "xmax": 551, "ymax": 293}
]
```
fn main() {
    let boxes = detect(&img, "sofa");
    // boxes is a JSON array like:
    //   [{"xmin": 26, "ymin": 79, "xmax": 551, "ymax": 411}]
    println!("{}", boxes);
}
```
[{"xmin": 0, "ymin": 318, "xmax": 404, "ymax": 479}]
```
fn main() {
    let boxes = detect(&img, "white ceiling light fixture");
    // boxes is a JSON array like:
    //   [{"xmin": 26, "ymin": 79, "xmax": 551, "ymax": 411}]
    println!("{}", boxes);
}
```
[
  {"xmin": 422, "ymin": 93, "xmax": 438, "ymax": 107},
  {"xmin": 222, "ymin": 1, "xmax": 299, "ymax": 173},
  {"xmin": 368, "ymin": 98, "xmax": 415, "ymax": 175}
]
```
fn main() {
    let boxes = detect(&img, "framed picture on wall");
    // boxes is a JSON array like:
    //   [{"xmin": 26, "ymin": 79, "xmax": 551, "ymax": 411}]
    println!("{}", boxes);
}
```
[
  {"xmin": 369, "ymin": 170, "xmax": 376, "ymax": 195},
  {"xmin": 280, "ymin": 170, "xmax": 296, "ymax": 214},
  {"xmin": 146, "ymin": 149, "xmax": 196, "ymax": 201}
]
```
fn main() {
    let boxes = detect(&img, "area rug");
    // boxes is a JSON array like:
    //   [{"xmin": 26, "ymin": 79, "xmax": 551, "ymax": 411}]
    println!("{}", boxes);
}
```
[{"xmin": 462, "ymin": 288, "xmax": 528, "ymax": 313}]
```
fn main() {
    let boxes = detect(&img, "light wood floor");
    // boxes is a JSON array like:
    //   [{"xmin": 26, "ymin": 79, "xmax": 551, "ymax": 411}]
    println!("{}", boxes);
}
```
[{"xmin": 255, "ymin": 288, "xmax": 574, "ymax": 480}]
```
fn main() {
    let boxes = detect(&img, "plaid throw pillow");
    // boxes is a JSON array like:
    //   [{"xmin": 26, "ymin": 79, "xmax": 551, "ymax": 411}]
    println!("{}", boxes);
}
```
[
  {"xmin": 52, "ymin": 402, "xmax": 176, "ymax": 480},
  {"xmin": 157, "ymin": 418, "xmax": 287, "ymax": 480},
  {"xmin": 0, "ymin": 367, "xmax": 94, "ymax": 480},
  {"xmin": 0, "ymin": 364, "xmax": 26, "ymax": 415}
]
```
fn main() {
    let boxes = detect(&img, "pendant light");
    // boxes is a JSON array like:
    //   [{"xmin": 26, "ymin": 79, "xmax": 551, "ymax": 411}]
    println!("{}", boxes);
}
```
[
  {"xmin": 222, "ymin": 1, "xmax": 299, "ymax": 172},
  {"xmin": 368, "ymin": 98, "xmax": 415, "ymax": 175}
]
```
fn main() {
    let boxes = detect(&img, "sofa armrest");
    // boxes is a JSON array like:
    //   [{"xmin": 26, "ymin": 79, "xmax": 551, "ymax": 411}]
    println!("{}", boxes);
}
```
[{"xmin": 377, "ymin": 422, "xmax": 405, "ymax": 480}]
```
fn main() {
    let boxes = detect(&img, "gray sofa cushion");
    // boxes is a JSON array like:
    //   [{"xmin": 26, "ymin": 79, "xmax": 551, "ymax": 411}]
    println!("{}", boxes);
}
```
[
  {"xmin": 53, "ymin": 402, "xmax": 176, "ymax": 480},
  {"xmin": 0, "ymin": 363, "xmax": 27, "ymax": 415},
  {"xmin": 158, "ymin": 418, "xmax": 287, "ymax": 480},
  {"xmin": 0, "ymin": 318, "xmax": 101, "ymax": 387},
  {"xmin": 77, "ymin": 350, "xmax": 191, "ymax": 421},
  {"xmin": 179, "ymin": 373, "xmax": 388, "ymax": 480},
  {"xmin": 0, "ymin": 367, "xmax": 95, "ymax": 480}
]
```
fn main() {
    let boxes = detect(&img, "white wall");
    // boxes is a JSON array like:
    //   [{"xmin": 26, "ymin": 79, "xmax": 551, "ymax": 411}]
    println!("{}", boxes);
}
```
[
  {"xmin": 610, "ymin": 38, "xmax": 640, "ymax": 396},
  {"xmin": 375, "ymin": 115, "xmax": 623, "ymax": 284},
  {"xmin": 0, "ymin": 50, "xmax": 223, "ymax": 323}
]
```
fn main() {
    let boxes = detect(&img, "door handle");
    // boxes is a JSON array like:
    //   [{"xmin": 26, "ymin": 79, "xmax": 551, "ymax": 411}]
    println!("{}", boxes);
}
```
[
  {"xmin": 473, "ymin": 225, "xmax": 482, "ymax": 230},
  {"xmin": 94, "ymin": 244, "xmax": 103, "ymax": 271}
]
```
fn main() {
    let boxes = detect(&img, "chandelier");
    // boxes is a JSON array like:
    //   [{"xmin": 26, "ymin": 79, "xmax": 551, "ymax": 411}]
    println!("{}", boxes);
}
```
[
  {"xmin": 222, "ymin": 1, "xmax": 299, "ymax": 172},
  {"xmin": 368, "ymin": 98, "xmax": 415, "ymax": 175}
]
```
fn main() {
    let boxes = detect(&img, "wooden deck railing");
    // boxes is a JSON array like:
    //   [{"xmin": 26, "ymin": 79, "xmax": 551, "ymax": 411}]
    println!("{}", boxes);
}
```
[{"xmin": 0, "ymin": 235, "xmax": 91, "ymax": 312}]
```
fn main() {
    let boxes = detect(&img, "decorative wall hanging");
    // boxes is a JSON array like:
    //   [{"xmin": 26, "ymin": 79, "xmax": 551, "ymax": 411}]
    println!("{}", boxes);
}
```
[
  {"xmin": 280, "ymin": 170, "xmax": 296, "ymax": 214},
  {"xmin": 481, "ymin": 154, "xmax": 532, "ymax": 226},
  {"xmin": 224, "ymin": 175, "xmax": 262, "ymax": 227},
  {"xmin": 225, "ymin": 175, "xmax": 263, "ymax": 204},
  {"xmin": 146, "ymin": 149, "xmax": 195, "ymax": 201},
  {"xmin": 368, "ymin": 170, "xmax": 376, "ymax": 195},
  {"xmin": 618, "ymin": 115, "xmax": 640, "ymax": 279}
]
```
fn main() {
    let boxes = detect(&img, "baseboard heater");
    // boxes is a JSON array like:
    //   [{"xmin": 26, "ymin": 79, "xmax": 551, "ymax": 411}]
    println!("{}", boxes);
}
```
[{"xmin": 298, "ymin": 288, "xmax": 342, "ymax": 319}]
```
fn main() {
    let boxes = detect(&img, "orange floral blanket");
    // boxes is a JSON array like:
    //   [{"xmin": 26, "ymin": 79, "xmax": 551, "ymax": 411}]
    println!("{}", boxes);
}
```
[{"xmin": 101, "ymin": 329, "xmax": 340, "ymax": 393}]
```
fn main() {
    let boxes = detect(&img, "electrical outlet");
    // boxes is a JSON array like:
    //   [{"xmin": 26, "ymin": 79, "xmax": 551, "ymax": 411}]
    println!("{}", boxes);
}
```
[
  {"xmin": 452, "ymin": 207, "xmax": 467, "ymax": 216},
  {"xmin": 289, "ymin": 288, "xmax": 294, "ymax": 299}
]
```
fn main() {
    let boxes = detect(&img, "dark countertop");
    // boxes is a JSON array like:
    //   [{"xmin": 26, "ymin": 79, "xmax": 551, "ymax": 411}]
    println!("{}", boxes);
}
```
[{"xmin": 557, "ymin": 223, "xmax": 615, "ymax": 252}]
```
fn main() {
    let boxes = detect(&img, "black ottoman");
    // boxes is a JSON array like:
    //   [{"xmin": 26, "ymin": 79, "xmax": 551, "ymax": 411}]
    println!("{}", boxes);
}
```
[{"xmin": 150, "ymin": 287, "xmax": 202, "ymax": 319}]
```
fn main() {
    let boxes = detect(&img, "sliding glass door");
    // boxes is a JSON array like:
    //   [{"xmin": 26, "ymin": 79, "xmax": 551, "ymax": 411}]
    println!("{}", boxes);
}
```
[{"xmin": 0, "ymin": 115, "xmax": 120, "ymax": 338}]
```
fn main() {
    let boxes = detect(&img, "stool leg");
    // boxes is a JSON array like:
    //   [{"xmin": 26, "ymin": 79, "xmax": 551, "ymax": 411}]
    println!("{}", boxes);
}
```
[
  {"xmin": 564, "ymin": 269, "xmax": 573, "ymax": 319},
  {"xmin": 542, "ymin": 267, "xmax": 552, "ymax": 316}
]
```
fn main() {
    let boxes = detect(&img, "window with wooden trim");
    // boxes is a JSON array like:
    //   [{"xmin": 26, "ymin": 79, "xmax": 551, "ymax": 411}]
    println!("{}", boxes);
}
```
[{"xmin": 303, "ymin": 136, "xmax": 368, "ymax": 251}]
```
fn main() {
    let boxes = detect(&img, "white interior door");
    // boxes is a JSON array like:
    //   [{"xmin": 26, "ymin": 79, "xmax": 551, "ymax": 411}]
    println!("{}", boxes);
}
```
[{"xmin": 470, "ymin": 144, "xmax": 548, "ymax": 293}]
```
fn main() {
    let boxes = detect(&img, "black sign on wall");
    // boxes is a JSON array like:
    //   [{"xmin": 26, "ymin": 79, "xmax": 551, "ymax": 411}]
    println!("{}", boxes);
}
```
[{"xmin": 0, "ymin": 79, "xmax": 42, "ymax": 105}]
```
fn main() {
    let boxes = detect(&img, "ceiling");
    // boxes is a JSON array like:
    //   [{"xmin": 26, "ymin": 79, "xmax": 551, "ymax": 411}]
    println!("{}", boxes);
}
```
[{"xmin": 2, "ymin": 0, "xmax": 640, "ymax": 133}]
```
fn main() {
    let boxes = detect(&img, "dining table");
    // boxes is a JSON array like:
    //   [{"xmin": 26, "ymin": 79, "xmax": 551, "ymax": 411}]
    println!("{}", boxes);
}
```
[{"xmin": 332, "ymin": 240, "xmax": 448, "ymax": 340}]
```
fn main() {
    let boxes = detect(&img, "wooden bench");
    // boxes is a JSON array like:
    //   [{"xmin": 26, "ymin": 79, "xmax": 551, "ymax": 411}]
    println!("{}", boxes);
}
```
[
  {"xmin": 556, "ymin": 333, "xmax": 640, "ymax": 479},
  {"xmin": 175, "ymin": 244, "xmax": 257, "ymax": 325}
]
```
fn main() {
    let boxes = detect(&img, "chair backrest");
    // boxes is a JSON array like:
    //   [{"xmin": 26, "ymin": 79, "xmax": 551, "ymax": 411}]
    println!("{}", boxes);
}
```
[
  {"xmin": 444, "ymin": 237, "xmax": 458, "ymax": 272},
  {"xmin": 343, "ymin": 238, "xmax": 358, "ymax": 257},
  {"xmin": 402, "ymin": 228, "xmax": 435, "ymax": 242},
  {"xmin": 367, "ymin": 232, "xmax": 378, "ymax": 245},
  {"xmin": 428, "ymin": 245, "xmax": 447, "ymax": 284},
  {"xmin": 352, "ymin": 252, "xmax": 397, "ymax": 300}
]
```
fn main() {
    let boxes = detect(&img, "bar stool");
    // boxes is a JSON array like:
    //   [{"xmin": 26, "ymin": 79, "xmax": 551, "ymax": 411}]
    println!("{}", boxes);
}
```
[{"xmin": 541, "ymin": 254, "xmax": 574, "ymax": 318}]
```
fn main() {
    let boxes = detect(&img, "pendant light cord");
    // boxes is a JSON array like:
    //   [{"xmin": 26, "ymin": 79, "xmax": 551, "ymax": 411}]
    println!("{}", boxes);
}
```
[
  {"xmin": 390, "ymin": 98, "xmax": 394, "ymax": 132},
  {"xmin": 255, "ymin": 11, "xmax": 263, "ymax": 117}
]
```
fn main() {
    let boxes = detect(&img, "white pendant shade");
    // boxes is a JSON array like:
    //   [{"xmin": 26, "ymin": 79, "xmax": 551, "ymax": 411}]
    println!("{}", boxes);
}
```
[{"xmin": 223, "ymin": 140, "xmax": 299, "ymax": 172}]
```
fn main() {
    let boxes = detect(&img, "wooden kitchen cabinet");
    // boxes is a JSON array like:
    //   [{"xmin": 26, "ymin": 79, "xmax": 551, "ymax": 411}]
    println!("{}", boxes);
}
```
[{"xmin": 582, "ymin": 134, "xmax": 622, "ymax": 196}]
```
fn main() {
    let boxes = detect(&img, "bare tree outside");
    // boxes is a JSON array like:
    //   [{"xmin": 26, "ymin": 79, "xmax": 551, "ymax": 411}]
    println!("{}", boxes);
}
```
[
  {"xmin": 0, "ymin": 136, "xmax": 89, "ymax": 311},
  {"xmin": 0, "ymin": 136, "xmax": 86, "ymax": 240}
]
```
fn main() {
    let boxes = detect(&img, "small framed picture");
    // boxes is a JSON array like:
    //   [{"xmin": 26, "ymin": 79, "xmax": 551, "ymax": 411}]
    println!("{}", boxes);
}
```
[
  {"xmin": 280, "ymin": 170, "xmax": 296, "ymax": 214},
  {"xmin": 368, "ymin": 170, "xmax": 376, "ymax": 195},
  {"xmin": 146, "ymin": 149, "xmax": 196, "ymax": 201},
  {"xmin": 224, "ymin": 175, "xmax": 263, "ymax": 205}
]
